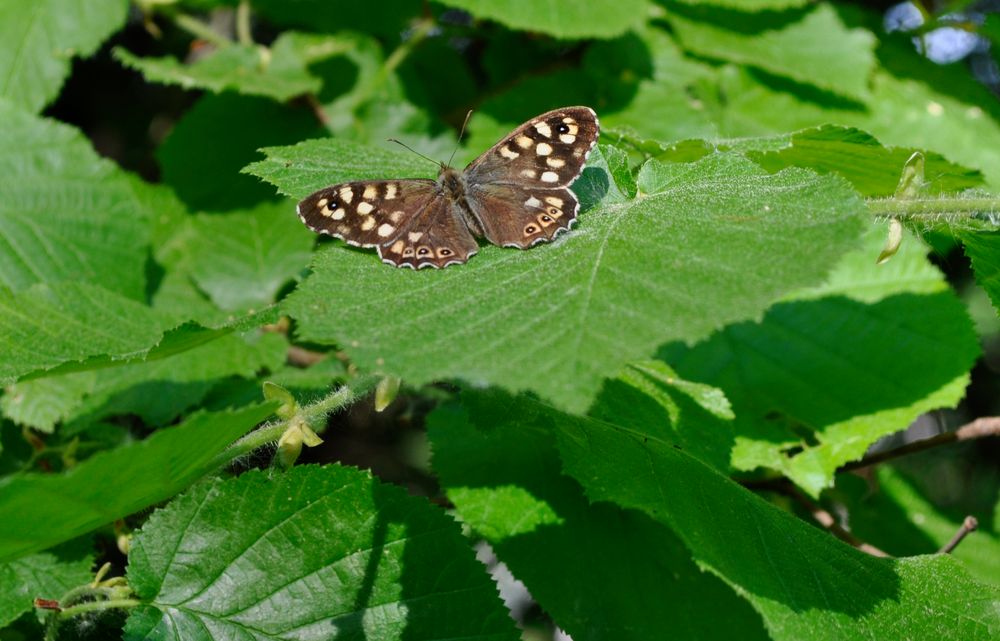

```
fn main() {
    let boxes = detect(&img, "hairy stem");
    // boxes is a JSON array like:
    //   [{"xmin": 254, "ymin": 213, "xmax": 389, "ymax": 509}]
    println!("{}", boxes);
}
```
[
  {"xmin": 866, "ymin": 196, "xmax": 1000, "ymax": 220},
  {"xmin": 58, "ymin": 599, "xmax": 141, "ymax": 619},
  {"xmin": 210, "ymin": 374, "xmax": 379, "ymax": 469}
]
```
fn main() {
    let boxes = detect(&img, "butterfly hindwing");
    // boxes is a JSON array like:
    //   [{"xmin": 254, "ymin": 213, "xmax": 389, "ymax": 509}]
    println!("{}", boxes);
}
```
[
  {"xmin": 468, "ymin": 184, "xmax": 578, "ymax": 248},
  {"xmin": 376, "ymin": 196, "xmax": 479, "ymax": 269},
  {"xmin": 465, "ymin": 106, "xmax": 599, "ymax": 190},
  {"xmin": 297, "ymin": 179, "xmax": 437, "ymax": 247}
]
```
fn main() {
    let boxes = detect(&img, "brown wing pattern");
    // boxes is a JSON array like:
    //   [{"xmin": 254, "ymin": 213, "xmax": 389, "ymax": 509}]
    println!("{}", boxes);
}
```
[
  {"xmin": 296, "ymin": 179, "xmax": 437, "ymax": 247},
  {"xmin": 468, "ymin": 184, "xmax": 578, "ymax": 248},
  {"xmin": 464, "ymin": 106, "xmax": 600, "ymax": 190},
  {"xmin": 377, "ymin": 198, "xmax": 479, "ymax": 269}
]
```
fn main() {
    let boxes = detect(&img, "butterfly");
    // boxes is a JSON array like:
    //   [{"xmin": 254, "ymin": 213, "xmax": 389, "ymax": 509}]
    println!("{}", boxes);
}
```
[{"xmin": 296, "ymin": 106, "xmax": 600, "ymax": 269}]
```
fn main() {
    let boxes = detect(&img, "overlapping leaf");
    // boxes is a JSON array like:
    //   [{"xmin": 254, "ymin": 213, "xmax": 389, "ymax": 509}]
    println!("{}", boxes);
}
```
[
  {"xmin": 0, "ymin": 0, "xmax": 127, "ymax": 112},
  {"xmin": 124, "ymin": 465, "xmax": 518, "ymax": 641},
  {"xmin": 250, "ymin": 146, "xmax": 866, "ymax": 410},
  {"xmin": 459, "ymin": 389, "xmax": 1000, "ymax": 640},
  {"xmin": 662, "ymin": 228, "xmax": 980, "ymax": 495},
  {"xmin": 428, "ymin": 402, "xmax": 768, "ymax": 640},
  {"xmin": 0, "ymin": 541, "xmax": 93, "ymax": 627},
  {"xmin": 963, "ymin": 231, "xmax": 1000, "ymax": 315},
  {"xmin": 115, "ymin": 32, "xmax": 353, "ymax": 102},
  {"xmin": 0, "ymin": 404, "xmax": 274, "ymax": 562}
]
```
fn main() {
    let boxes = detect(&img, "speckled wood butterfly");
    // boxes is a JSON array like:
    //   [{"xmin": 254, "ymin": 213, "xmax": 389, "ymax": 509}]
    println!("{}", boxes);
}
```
[{"xmin": 296, "ymin": 106, "xmax": 600, "ymax": 269}]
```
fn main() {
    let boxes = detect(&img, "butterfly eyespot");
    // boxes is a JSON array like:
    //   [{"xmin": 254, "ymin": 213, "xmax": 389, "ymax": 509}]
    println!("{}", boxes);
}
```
[
  {"xmin": 556, "ymin": 123, "xmax": 569, "ymax": 134},
  {"xmin": 541, "ymin": 215, "xmax": 553, "ymax": 223},
  {"xmin": 524, "ymin": 225, "xmax": 538, "ymax": 234},
  {"xmin": 418, "ymin": 247, "xmax": 431, "ymax": 256},
  {"xmin": 548, "ymin": 207, "xmax": 559, "ymax": 215},
  {"xmin": 439, "ymin": 248, "xmax": 453, "ymax": 256}
]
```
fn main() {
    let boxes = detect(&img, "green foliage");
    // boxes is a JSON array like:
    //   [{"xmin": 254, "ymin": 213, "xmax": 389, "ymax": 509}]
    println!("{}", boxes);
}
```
[
  {"xmin": 2, "ymin": 0, "xmax": 1000, "ymax": 639},
  {"xmin": 0, "ymin": 404, "xmax": 274, "ymax": 561},
  {"xmin": 0, "ymin": 0, "xmax": 127, "ymax": 112},
  {"xmin": 124, "ymin": 465, "xmax": 518, "ymax": 640}
]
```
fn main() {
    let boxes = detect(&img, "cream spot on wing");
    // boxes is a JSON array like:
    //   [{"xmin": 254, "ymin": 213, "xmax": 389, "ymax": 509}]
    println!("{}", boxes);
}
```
[
  {"xmin": 377, "ymin": 223, "xmax": 395, "ymax": 237},
  {"xmin": 546, "ymin": 157, "xmax": 565, "ymax": 168},
  {"xmin": 520, "ymin": 169, "xmax": 537, "ymax": 179},
  {"xmin": 516, "ymin": 135, "xmax": 533, "ymax": 149},
  {"xmin": 562, "ymin": 116, "xmax": 576, "ymax": 124},
  {"xmin": 339, "ymin": 187, "xmax": 353, "ymax": 203},
  {"xmin": 536, "ymin": 142, "xmax": 552, "ymax": 155},
  {"xmin": 544, "ymin": 196, "xmax": 563, "ymax": 207},
  {"xmin": 363, "ymin": 185, "xmax": 377, "ymax": 200},
  {"xmin": 573, "ymin": 148, "xmax": 583, "ymax": 157},
  {"xmin": 525, "ymin": 196, "xmax": 542, "ymax": 208},
  {"xmin": 533, "ymin": 121, "xmax": 552, "ymax": 137},
  {"xmin": 337, "ymin": 224, "xmax": 350, "ymax": 234},
  {"xmin": 317, "ymin": 198, "xmax": 328, "ymax": 207},
  {"xmin": 390, "ymin": 210, "xmax": 405, "ymax": 223},
  {"xmin": 361, "ymin": 217, "xmax": 376, "ymax": 231},
  {"xmin": 565, "ymin": 123, "xmax": 579, "ymax": 135},
  {"xmin": 385, "ymin": 183, "xmax": 397, "ymax": 200},
  {"xmin": 332, "ymin": 209, "xmax": 345, "ymax": 220},
  {"xmin": 499, "ymin": 146, "xmax": 520, "ymax": 159},
  {"xmin": 390, "ymin": 240, "xmax": 405, "ymax": 254},
  {"xmin": 357, "ymin": 201, "xmax": 375, "ymax": 215},
  {"xmin": 541, "ymin": 171, "xmax": 559, "ymax": 183},
  {"xmin": 320, "ymin": 206, "xmax": 333, "ymax": 217},
  {"xmin": 408, "ymin": 231, "xmax": 423, "ymax": 242},
  {"xmin": 559, "ymin": 134, "xmax": 576, "ymax": 144}
]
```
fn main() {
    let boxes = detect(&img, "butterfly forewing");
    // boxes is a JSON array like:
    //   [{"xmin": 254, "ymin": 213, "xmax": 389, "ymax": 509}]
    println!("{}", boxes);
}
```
[
  {"xmin": 465, "ymin": 106, "xmax": 599, "ymax": 190},
  {"xmin": 297, "ymin": 179, "xmax": 437, "ymax": 247}
]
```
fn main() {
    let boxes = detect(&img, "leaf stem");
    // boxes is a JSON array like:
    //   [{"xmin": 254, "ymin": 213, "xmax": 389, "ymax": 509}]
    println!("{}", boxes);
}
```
[
  {"xmin": 840, "ymin": 416, "xmax": 1000, "ymax": 473},
  {"xmin": 236, "ymin": 0, "xmax": 253, "ymax": 46},
  {"xmin": 57, "ymin": 599, "xmax": 141, "ymax": 619},
  {"xmin": 939, "ymin": 516, "xmax": 979, "ymax": 554},
  {"xmin": 173, "ymin": 13, "xmax": 233, "ymax": 47},
  {"xmin": 210, "ymin": 374, "xmax": 379, "ymax": 469}
]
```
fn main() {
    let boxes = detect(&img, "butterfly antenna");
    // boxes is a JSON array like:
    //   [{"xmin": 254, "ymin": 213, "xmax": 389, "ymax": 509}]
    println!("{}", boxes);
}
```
[
  {"xmin": 446, "ymin": 109, "xmax": 474, "ymax": 169},
  {"xmin": 387, "ymin": 138, "xmax": 443, "ymax": 169}
]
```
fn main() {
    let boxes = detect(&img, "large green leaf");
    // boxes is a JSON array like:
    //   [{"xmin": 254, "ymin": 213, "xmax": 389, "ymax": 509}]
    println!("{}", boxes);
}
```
[
  {"xmin": 185, "ymin": 201, "xmax": 314, "ymax": 311},
  {"xmin": 462, "ymin": 390, "xmax": 1000, "ymax": 640},
  {"xmin": 0, "ymin": 541, "xmax": 92, "ymax": 627},
  {"xmin": 662, "ymin": 229, "xmax": 980, "ymax": 495},
  {"xmin": 115, "ymin": 32, "xmax": 352, "ymax": 102},
  {"xmin": 0, "ymin": 103, "xmax": 151, "ymax": 298},
  {"xmin": 0, "ymin": 0, "xmax": 127, "ymax": 112},
  {"xmin": 436, "ymin": 0, "xmax": 648, "ymax": 39},
  {"xmin": 663, "ymin": 3, "xmax": 876, "ymax": 101},
  {"xmin": 428, "ymin": 401, "xmax": 769, "ymax": 641},
  {"xmin": 0, "ymin": 404, "xmax": 274, "ymax": 562},
  {"xmin": 124, "ymin": 465, "xmax": 518, "ymax": 641},
  {"xmin": 254, "ymin": 147, "xmax": 866, "ymax": 411}
]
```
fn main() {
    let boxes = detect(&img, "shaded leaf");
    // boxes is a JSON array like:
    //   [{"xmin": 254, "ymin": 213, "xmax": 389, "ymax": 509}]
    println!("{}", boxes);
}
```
[
  {"xmin": 427, "ymin": 401, "xmax": 769, "ymax": 641},
  {"xmin": 124, "ymin": 465, "xmax": 518, "ymax": 641},
  {"xmin": 963, "ymin": 231, "xmax": 1000, "ymax": 315},
  {"xmin": 0, "ymin": 0, "xmax": 127, "ymax": 112},
  {"xmin": 264, "ymin": 149, "xmax": 865, "ymax": 411},
  {"xmin": 0, "ymin": 541, "xmax": 92, "ymax": 627},
  {"xmin": 436, "ymin": 0, "xmax": 647, "ymax": 39},
  {"xmin": 0, "ymin": 404, "xmax": 275, "ymax": 562}
]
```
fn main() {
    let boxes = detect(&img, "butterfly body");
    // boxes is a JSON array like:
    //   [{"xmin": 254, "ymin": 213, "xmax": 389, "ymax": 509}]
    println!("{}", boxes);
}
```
[{"xmin": 297, "ymin": 106, "xmax": 599, "ymax": 269}]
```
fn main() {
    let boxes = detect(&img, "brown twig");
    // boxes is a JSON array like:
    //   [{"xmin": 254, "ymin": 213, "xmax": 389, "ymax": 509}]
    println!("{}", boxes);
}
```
[
  {"xmin": 842, "ymin": 416, "xmax": 1000, "ymax": 473},
  {"xmin": 286, "ymin": 346, "xmax": 327, "ymax": 367},
  {"xmin": 939, "ymin": 516, "xmax": 979, "ymax": 554},
  {"xmin": 782, "ymin": 485, "xmax": 891, "ymax": 557}
]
